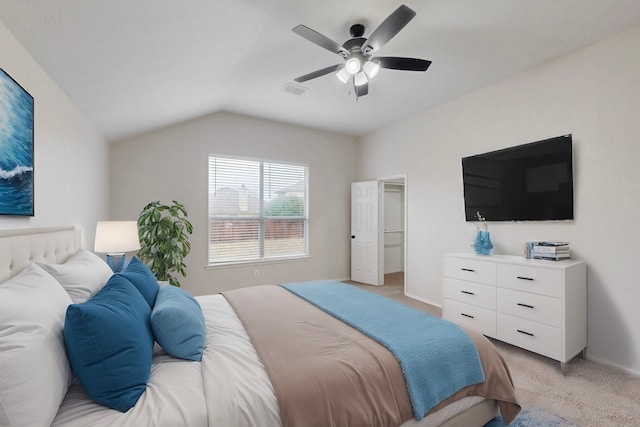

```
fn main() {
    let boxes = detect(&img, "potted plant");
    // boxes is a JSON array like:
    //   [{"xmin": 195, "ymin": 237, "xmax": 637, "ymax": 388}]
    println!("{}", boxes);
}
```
[{"xmin": 137, "ymin": 200, "xmax": 193, "ymax": 287}]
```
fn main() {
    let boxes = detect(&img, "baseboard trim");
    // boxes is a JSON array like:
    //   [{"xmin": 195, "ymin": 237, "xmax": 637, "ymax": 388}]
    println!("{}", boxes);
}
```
[
  {"xmin": 586, "ymin": 354, "xmax": 640, "ymax": 377},
  {"xmin": 405, "ymin": 292, "xmax": 442, "ymax": 308}
]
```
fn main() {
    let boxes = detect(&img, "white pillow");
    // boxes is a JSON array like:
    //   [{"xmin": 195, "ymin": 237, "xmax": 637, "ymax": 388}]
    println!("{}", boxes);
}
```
[
  {"xmin": 0, "ymin": 263, "xmax": 73, "ymax": 427},
  {"xmin": 38, "ymin": 249, "xmax": 113, "ymax": 303}
]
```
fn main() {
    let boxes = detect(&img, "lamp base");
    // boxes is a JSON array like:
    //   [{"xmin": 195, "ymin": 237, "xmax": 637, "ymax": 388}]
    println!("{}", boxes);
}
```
[{"xmin": 106, "ymin": 253, "xmax": 126, "ymax": 273}]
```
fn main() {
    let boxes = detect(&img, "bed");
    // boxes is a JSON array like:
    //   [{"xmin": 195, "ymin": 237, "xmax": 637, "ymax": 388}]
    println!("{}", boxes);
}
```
[{"xmin": 0, "ymin": 227, "xmax": 520, "ymax": 427}]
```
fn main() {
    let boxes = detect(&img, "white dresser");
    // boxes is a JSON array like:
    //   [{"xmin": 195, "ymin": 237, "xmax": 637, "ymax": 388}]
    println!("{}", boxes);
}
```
[{"xmin": 442, "ymin": 253, "xmax": 587, "ymax": 374}]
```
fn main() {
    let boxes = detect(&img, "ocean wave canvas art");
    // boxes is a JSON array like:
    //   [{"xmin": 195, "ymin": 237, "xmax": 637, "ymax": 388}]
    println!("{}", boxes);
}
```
[{"xmin": 0, "ymin": 68, "xmax": 34, "ymax": 216}]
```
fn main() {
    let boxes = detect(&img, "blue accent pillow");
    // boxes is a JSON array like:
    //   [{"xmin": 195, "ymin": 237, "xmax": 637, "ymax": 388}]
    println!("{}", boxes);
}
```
[
  {"xmin": 118, "ymin": 256, "xmax": 159, "ymax": 307},
  {"xmin": 63, "ymin": 275, "xmax": 154, "ymax": 412},
  {"xmin": 150, "ymin": 285, "xmax": 205, "ymax": 361}
]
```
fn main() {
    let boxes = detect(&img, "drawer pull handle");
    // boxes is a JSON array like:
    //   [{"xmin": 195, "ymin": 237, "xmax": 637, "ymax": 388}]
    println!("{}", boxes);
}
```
[
  {"xmin": 516, "ymin": 276, "xmax": 534, "ymax": 281},
  {"xmin": 461, "ymin": 313, "xmax": 475, "ymax": 319},
  {"xmin": 461, "ymin": 268, "xmax": 475, "ymax": 272},
  {"xmin": 461, "ymin": 290, "xmax": 475, "ymax": 295},
  {"xmin": 517, "ymin": 303, "xmax": 535, "ymax": 309},
  {"xmin": 517, "ymin": 329, "xmax": 534, "ymax": 337}
]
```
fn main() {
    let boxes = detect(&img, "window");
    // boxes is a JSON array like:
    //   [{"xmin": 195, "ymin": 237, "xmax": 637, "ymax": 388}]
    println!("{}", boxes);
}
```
[{"xmin": 208, "ymin": 156, "xmax": 308, "ymax": 265}]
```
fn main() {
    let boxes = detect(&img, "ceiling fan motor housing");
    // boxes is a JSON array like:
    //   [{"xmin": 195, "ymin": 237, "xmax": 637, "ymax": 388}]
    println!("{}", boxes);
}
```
[
  {"xmin": 342, "ymin": 37, "xmax": 366, "ymax": 51},
  {"xmin": 343, "ymin": 36, "xmax": 367, "ymax": 74}
]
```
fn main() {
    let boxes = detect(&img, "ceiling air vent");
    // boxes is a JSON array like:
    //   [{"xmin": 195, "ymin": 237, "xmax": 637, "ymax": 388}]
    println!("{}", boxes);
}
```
[{"xmin": 282, "ymin": 83, "xmax": 307, "ymax": 96}]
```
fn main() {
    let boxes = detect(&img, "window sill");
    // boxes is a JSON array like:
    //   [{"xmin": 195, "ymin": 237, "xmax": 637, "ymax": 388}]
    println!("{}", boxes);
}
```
[{"xmin": 205, "ymin": 255, "xmax": 311, "ymax": 270}]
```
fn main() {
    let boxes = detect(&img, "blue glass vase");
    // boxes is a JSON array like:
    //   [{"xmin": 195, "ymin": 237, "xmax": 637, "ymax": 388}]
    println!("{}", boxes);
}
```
[{"xmin": 472, "ymin": 230, "xmax": 493, "ymax": 255}]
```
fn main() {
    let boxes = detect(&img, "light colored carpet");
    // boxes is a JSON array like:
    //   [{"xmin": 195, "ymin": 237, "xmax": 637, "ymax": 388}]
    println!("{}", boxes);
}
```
[
  {"xmin": 349, "ymin": 273, "xmax": 640, "ymax": 427},
  {"xmin": 485, "ymin": 408, "xmax": 579, "ymax": 426}
]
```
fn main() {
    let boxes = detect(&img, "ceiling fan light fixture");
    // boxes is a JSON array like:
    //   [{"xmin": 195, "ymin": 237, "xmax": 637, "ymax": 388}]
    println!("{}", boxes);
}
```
[
  {"xmin": 345, "ymin": 57, "xmax": 361, "ymax": 74},
  {"xmin": 292, "ymin": 5, "xmax": 430, "ymax": 98},
  {"xmin": 336, "ymin": 67, "xmax": 350, "ymax": 83},
  {"xmin": 354, "ymin": 71, "xmax": 368, "ymax": 87},
  {"xmin": 363, "ymin": 60, "xmax": 380, "ymax": 78}
]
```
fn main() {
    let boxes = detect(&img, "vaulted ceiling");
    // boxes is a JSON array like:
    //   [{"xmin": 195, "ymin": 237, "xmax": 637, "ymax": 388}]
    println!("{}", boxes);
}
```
[{"xmin": 2, "ymin": 0, "xmax": 640, "ymax": 142}]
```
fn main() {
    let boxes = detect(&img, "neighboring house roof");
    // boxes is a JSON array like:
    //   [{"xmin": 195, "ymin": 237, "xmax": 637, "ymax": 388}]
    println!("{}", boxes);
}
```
[
  {"xmin": 275, "ymin": 180, "xmax": 305, "ymax": 197},
  {"xmin": 210, "ymin": 185, "xmax": 259, "ymax": 215}
]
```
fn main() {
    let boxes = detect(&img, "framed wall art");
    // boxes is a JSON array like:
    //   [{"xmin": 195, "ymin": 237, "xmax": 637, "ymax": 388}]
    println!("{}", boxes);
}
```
[{"xmin": 0, "ymin": 68, "xmax": 34, "ymax": 216}]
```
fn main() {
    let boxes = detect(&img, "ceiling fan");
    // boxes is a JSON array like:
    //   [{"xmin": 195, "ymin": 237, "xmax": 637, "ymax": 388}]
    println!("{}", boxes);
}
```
[{"xmin": 292, "ymin": 4, "xmax": 431, "ymax": 98}]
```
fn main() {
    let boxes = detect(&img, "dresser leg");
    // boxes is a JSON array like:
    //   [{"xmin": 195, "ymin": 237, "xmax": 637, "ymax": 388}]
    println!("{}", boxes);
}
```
[{"xmin": 561, "ymin": 362, "xmax": 568, "ymax": 376}]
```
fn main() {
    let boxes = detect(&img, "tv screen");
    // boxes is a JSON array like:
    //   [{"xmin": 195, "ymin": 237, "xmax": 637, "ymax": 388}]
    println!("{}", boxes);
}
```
[{"xmin": 462, "ymin": 134, "xmax": 574, "ymax": 221}]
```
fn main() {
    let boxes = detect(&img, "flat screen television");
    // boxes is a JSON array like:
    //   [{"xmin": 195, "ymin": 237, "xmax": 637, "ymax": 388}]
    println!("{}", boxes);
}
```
[{"xmin": 462, "ymin": 134, "xmax": 574, "ymax": 221}]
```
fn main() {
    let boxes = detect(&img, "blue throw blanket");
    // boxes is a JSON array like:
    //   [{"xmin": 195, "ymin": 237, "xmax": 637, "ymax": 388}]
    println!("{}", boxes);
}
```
[{"xmin": 281, "ymin": 281, "xmax": 485, "ymax": 420}]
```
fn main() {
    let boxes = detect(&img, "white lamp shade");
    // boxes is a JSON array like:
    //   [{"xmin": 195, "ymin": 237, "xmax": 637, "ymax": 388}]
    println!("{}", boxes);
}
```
[
  {"xmin": 363, "ymin": 61, "xmax": 380, "ymax": 78},
  {"xmin": 94, "ymin": 221, "xmax": 141, "ymax": 254},
  {"xmin": 354, "ymin": 71, "xmax": 368, "ymax": 87},
  {"xmin": 345, "ymin": 57, "xmax": 360, "ymax": 74},
  {"xmin": 336, "ymin": 67, "xmax": 350, "ymax": 84}
]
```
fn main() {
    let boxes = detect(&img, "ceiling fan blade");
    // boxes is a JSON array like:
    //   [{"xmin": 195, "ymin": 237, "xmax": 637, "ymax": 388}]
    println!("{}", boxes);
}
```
[
  {"xmin": 294, "ymin": 64, "xmax": 344, "ymax": 83},
  {"xmin": 375, "ymin": 57, "xmax": 432, "ymax": 71},
  {"xmin": 293, "ymin": 25, "xmax": 349, "ymax": 57},
  {"xmin": 361, "ymin": 5, "xmax": 416, "ymax": 54}
]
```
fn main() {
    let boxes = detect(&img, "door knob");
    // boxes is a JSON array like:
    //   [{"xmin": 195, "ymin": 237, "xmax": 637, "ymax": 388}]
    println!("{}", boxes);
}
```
[{"xmin": 351, "ymin": 235, "xmax": 355, "ymax": 238}]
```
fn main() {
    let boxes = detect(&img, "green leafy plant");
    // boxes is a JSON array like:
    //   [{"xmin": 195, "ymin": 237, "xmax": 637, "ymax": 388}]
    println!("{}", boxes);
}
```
[
  {"xmin": 137, "ymin": 200, "xmax": 193, "ymax": 287},
  {"xmin": 264, "ymin": 195, "xmax": 304, "ymax": 216}
]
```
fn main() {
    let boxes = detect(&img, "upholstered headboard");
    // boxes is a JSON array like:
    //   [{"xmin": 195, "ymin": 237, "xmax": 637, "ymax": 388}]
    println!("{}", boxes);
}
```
[{"xmin": 0, "ymin": 227, "xmax": 80, "ymax": 283}]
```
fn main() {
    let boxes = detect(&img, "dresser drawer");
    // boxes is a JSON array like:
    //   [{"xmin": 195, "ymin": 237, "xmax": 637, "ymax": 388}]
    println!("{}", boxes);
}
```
[
  {"xmin": 443, "ymin": 299, "xmax": 496, "ymax": 337},
  {"xmin": 444, "ymin": 277, "xmax": 496, "ymax": 310},
  {"xmin": 497, "ymin": 264, "xmax": 563, "ymax": 297},
  {"xmin": 497, "ymin": 288, "xmax": 562, "ymax": 328},
  {"xmin": 443, "ymin": 257, "xmax": 496, "ymax": 285},
  {"xmin": 497, "ymin": 313, "xmax": 561, "ymax": 360}
]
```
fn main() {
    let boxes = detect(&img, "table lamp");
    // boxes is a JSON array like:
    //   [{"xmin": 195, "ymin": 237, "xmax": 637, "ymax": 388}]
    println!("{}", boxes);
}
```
[{"xmin": 94, "ymin": 221, "xmax": 141, "ymax": 272}]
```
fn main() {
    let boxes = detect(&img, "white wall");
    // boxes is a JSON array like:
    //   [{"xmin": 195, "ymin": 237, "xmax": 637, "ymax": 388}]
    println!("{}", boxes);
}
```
[
  {"xmin": 358, "ymin": 23, "xmax": 640, "ymax": 374},
  {"xmin": 0, "ymin": 21, "xmax": 109, "ymax": 246},
  {"xmin": 110, "ymin": 112, "xmax": 357, "ymax": 296}
]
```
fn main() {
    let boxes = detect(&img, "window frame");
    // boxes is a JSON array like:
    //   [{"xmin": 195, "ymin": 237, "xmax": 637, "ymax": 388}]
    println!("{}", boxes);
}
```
[{"xmin": 207, "ymin": 154, "xmax": 309, "ymax": 267}]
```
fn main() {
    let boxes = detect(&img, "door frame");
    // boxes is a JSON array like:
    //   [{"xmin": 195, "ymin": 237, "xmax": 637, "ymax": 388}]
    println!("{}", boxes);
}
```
[{"xmin": 379, "ymin": 174, "xmax": 408, "ymax": 294}]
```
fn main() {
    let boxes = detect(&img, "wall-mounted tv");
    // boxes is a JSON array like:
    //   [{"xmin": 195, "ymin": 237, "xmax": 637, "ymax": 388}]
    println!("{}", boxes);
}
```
[{"xmin": 462, "ymin": 134, "xmax": 574, "ymax": 222}]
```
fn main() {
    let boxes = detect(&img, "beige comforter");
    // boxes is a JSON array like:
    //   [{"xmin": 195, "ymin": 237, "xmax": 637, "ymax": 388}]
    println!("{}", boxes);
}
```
[{"xmin": 224, "ymin": 285, "xmax": 520, "ymax": 427}]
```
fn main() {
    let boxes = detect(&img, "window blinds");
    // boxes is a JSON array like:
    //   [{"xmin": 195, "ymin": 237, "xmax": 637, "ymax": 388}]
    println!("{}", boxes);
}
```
[{"xmin": 208, "ymin": 156, "xmax": 307, "ymax": 264}]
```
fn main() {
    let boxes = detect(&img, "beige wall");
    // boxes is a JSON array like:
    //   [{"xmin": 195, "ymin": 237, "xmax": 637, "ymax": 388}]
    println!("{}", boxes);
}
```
[
  {"xmin": 0, "ymin": 21, "xmax": 109, "ymax": 246},
  {"xmin": 357, "ymin": 23, "xmax": 640, "ymax": 374},
  {"xmin": 110, "ymin": 112, "xmax": 357, "ymax": 296}
]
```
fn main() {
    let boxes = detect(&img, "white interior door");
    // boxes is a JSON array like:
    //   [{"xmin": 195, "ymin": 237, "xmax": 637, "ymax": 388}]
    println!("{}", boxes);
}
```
[{"xmin": 351, "ymin": 181, "xmax": 382, "ymax": 285}]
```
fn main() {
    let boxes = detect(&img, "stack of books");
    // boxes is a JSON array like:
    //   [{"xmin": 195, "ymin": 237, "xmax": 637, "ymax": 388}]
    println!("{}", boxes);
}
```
[{"xmin": 526, "ymin": 241, "xmax": 570, "ymax": 260}]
